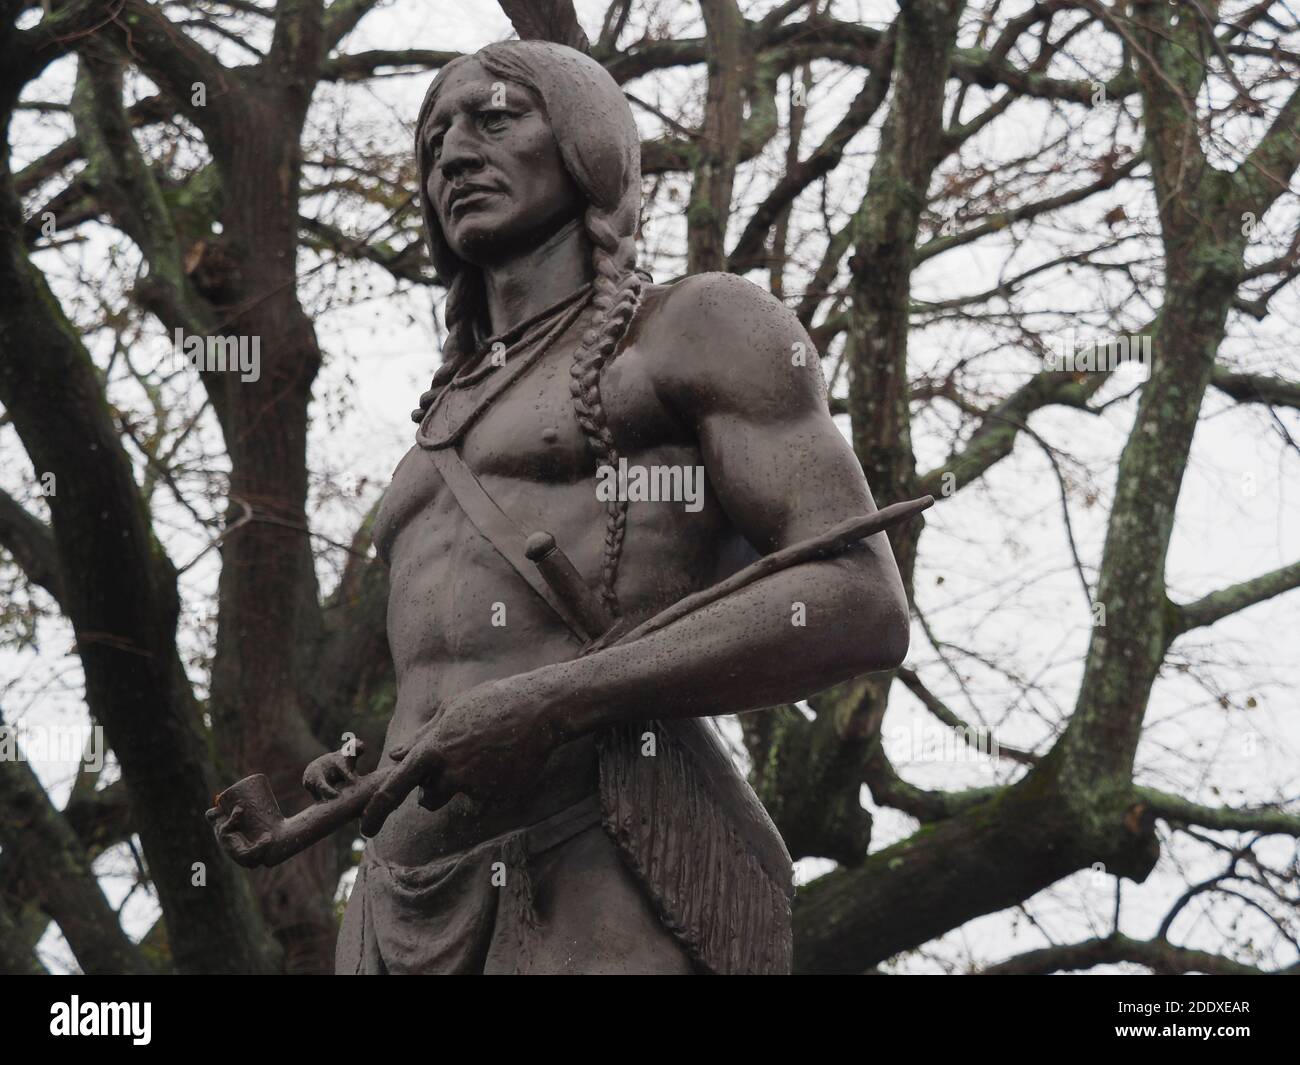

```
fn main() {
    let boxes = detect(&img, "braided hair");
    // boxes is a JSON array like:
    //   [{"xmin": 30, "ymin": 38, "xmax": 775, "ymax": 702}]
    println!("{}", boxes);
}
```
[
  {"xmin": 569, "ymin": 214, "xmax": 641, "ymax": 616},
  {"xmin": 413, "ymin": 41, "xmax": 644, "ymax": 616}
]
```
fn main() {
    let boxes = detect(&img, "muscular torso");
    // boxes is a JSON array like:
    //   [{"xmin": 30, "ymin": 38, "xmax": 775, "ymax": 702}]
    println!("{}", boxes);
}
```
[{"xmin": 370, "ymin": 285, "xmax": 755, "ymax": 864}]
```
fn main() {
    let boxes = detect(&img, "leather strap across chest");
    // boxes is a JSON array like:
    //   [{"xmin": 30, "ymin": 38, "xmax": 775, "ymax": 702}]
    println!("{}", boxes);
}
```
[
  {"xmin": 412, "ymin": 286, "xmax": 609, "ymax": 646},
  {"xmin": 423, "ymin": 445, "xmax": 591, "ymax": 645}
]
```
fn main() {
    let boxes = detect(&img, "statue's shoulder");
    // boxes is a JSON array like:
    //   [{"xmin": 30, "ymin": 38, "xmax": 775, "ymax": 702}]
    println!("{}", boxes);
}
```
[
  {"xmin": 632, "ymin": 271, "xmax": 821, "ymax": 405},
  {"xmin": 638, "ymin": 271, "xmax": 795, "ymax": 342}
]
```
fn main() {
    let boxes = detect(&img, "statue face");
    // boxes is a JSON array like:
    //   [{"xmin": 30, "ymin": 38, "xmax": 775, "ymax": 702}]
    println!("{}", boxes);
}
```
[{"xmin": 422, "ymin": 59, "xmax": 585, "ymax": 267}]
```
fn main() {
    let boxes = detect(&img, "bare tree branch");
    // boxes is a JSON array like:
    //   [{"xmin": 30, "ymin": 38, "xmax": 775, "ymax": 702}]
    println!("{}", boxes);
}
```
[
  {"xmin": 498, "ymin": 0, "xmax": 589, "ymax": 52},
  {"xmin": 0, "ymin": 718, "xmax": 153, "ymax": 975},
  {"xmin": 1137, "ymin": 788, "xmax": 1300, "ymax": 837},
  {"xmin": 1212, "ymin": 367, "xmax": 1300, "ymax": 410},
  {"xmin": 917, "ymin": 370, "xmax": 1104, "ymax": 499},
  {"xmin": 0, "ymin": 490, "xmax": 63, "ymax": 602},
  {"xmin": 982, "ymin": 934, "xmax": 1273, "ymax": 975},
  {"xmin": 1169, "ymin": 560, "xmax": 1300, "ymax": 637}
]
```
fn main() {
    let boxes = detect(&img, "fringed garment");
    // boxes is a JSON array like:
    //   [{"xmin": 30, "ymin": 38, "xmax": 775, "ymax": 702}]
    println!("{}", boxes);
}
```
[{"xmin": 598, "ymin": 718, "xmax": 793, "ymax": 975}]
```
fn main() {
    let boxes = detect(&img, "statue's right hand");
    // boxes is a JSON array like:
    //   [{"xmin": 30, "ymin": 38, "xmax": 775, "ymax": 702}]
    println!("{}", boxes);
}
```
[{"xmin": 302, "ymin": 740, "xmax": 366, "ymax": 801}]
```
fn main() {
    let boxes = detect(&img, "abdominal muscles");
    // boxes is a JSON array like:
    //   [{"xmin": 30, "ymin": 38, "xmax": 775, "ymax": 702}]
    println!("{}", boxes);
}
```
[{"xmin": 368, "ymin": 444, "xmax": 734, "ymax": 864}]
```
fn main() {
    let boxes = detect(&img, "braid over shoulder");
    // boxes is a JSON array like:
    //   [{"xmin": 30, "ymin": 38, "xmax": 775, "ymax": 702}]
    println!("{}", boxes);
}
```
[{"xmin": 413, "ymin": 41, "xmax": 644, "ymax": 613}]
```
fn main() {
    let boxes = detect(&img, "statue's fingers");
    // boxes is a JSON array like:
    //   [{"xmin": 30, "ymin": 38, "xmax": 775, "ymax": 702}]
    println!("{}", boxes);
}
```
[
  {"xmin": 359, "ymin": 792, "xmax": 396, "ymax": 838},
  {"xmin": 361, "ymin": 757, "xmax": 436, "ymax": 836},
  {"xmin": 416, "ymin": 771, "xmax": 455, "ymax": 814},
  {"xmin": 359, "ymin": 779, "xmax": 407, "ymax": 837}
]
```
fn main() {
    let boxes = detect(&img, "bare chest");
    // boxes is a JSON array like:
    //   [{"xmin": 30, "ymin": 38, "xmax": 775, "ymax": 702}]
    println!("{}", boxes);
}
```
[{"xmin": 374, "ymin": 337, "xmax": 689, "ymax": 561}]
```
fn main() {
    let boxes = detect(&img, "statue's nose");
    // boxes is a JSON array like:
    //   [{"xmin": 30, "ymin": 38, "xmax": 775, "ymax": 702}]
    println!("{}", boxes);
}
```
[{"xmin": 439, "ymin": 125, "xmax": 484, "ymax": 180}]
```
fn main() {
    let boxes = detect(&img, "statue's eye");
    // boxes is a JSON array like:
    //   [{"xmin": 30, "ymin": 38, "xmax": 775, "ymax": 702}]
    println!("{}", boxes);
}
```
[{"xmin": 479, "ymin": 110, "xmax": 510, "ymax": 131}]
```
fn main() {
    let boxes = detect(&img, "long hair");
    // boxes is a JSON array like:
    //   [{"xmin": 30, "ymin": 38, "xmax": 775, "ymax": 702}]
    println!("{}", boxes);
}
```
[{"xmin": 413, "ymin": 41, "xmax": 643, "ymax": 617}]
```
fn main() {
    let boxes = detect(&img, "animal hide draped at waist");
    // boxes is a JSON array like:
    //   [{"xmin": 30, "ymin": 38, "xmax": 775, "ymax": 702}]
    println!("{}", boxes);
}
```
[
  {"xmin": 596, "ymin": 717, "xmax": 794, "ymax": 975},
  {"xmin": 341, "ymin": 796, "xmax": 601, "ymax": 975}
]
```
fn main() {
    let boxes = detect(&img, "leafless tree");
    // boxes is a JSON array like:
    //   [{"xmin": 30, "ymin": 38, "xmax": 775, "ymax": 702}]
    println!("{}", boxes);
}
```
[{"xmin": 0, "ymin": 0, "xmax": 1296, "ymax": 974}]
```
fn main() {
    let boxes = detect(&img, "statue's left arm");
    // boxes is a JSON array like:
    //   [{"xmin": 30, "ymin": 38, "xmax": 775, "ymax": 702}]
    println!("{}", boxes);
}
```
[
  {"xmin": 364, "ymin": 273, "xmax": 910, "ymax": 821},
  {"xmin": 559, "ymin": 270, "xmax": 909, "ymax": 707}
]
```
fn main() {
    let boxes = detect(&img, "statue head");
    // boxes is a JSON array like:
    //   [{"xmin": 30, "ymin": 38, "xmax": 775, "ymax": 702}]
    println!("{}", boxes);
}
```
[
  {"xmin": 420, "ymin": 57, "xmax": 585, "ymax": 270},
  {"xmin": 413, "ymin": 41, "xmax": 644, "ymax": 616},
  {"xmin": 415, "ymin": 41, "xmax": 640, "ymax": 281}
]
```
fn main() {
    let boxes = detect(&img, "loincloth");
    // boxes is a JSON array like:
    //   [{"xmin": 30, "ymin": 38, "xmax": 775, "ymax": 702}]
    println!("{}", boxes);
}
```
[
  {"xmin": 337, "ymin": 794, "xmax": 601, "ymax": 975},
  {"xmin": 337, "ymin": 718, "xmax": 794, "ymax": 975}
]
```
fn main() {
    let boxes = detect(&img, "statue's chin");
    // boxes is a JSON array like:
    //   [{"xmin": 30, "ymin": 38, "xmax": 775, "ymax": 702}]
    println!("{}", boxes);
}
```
[
  {"xmin": 445, "ymin": 218, "xmax": 516, "ymax": 267},
  {"xmin": 446, "ymin": 209, "xmax": 583, "ymax": 271}
]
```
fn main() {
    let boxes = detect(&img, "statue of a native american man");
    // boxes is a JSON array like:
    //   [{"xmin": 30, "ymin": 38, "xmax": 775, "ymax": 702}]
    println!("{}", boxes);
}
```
[{"xmin": 209, "ymin": 40, "xmax": 915, "ymax": 975}]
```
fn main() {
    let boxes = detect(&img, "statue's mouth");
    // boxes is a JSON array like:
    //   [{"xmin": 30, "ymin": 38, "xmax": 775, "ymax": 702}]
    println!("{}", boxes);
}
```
[{"xmin": 448, "ymin": 184, "xmax": 499, "ymax": 217}]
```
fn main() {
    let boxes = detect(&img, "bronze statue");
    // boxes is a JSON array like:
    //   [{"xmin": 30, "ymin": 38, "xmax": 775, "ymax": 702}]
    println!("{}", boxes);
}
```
[{"xmin": 208, "ymin": 40, "xmax": 923, "ymax": 975}]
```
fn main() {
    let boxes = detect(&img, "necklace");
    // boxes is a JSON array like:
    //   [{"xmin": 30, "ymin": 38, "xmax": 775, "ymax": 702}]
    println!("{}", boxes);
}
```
[
  {"xmin": 449, "ymin": 283, "xmax": 594, "ymax": 389},
  {"xmin": 416, "ymin": 284, "xmax": 594, "ymax": 450}
]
